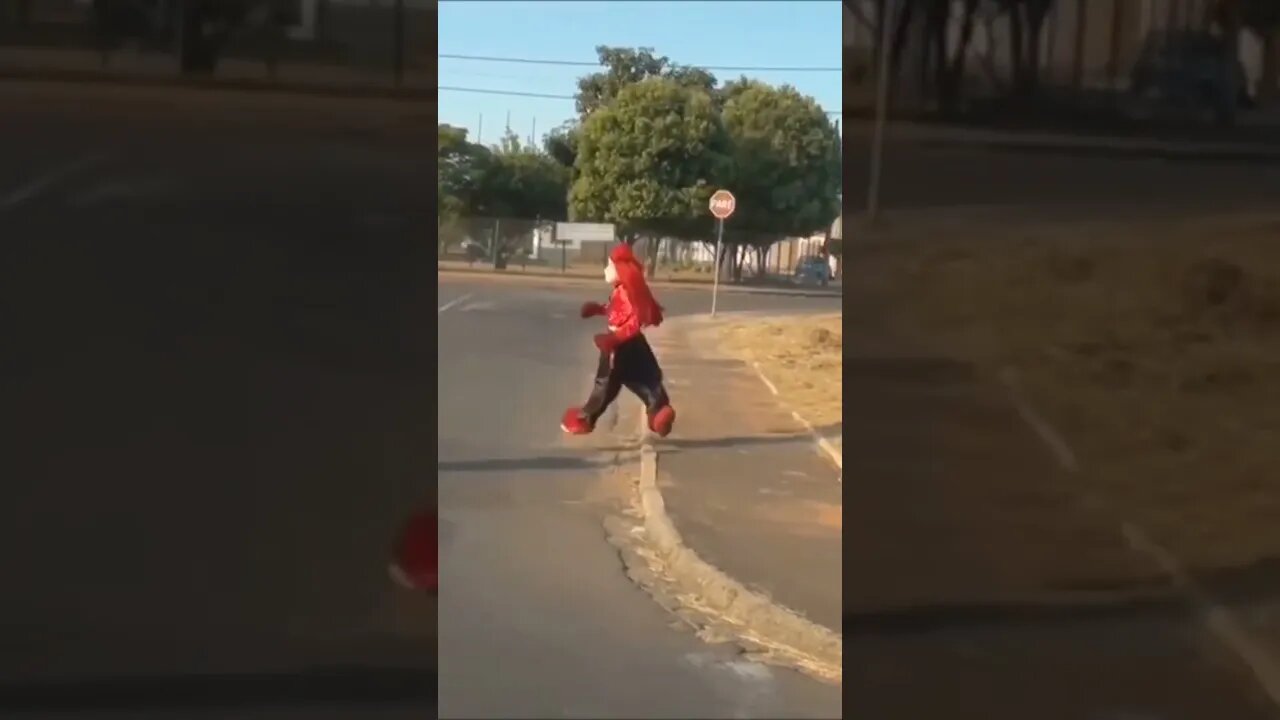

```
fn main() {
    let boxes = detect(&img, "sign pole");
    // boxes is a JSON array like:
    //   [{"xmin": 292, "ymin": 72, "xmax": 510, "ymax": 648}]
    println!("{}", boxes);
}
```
[
  {"xmin": 706, "ymin": 188, "xmax": 736, "ymax": 317},
  {"xmin": 711, "ymin": 217, "xmax": 724, "ymax": 317}
]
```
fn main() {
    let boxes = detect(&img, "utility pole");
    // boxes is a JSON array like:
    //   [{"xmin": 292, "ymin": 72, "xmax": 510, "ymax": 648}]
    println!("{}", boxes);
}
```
[{"xmin": 867, "ymin": 0, "xmax": 894, "ymax": 224}]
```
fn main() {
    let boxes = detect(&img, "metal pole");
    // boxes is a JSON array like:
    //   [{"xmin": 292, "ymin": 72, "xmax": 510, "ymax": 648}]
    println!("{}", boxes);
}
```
[
  {"xmin": 867, "ymin": 0, "xmax": 894, "ymax": 224},
  {"xmin": 710, "ymin": 218, "xmax": 724, "ymax": 316}
]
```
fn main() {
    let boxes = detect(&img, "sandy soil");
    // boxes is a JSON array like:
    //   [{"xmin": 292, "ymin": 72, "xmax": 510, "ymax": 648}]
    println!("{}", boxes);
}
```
[
  {"xmin": 847, "ymin": 211, "xmax": 1280, "ymax": 571},
  {"xmin": 716, "ymin": 313, "xmax": 843, "ymax": 448}
]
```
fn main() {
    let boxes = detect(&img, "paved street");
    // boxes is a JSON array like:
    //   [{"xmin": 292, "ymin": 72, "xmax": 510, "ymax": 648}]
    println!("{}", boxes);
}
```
[
  {"xmin": 1, "ymin": 84, "xmax": 437, "ymax": 719},
  {"xmin": 842, "ymin": 125, "xmax": 1280, "ymax": 216},
  {"xmin": 436, "ymin": 279, "xmax": 841, "ymax": 718}
]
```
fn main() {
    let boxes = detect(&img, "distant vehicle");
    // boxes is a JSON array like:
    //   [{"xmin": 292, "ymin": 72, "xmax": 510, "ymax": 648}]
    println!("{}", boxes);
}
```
[
  {"xmin": 1129, "ymin": 30, "xmax": 1252, "ymax": 126},
  {"xmin": 793, "ymin": 256, "xmax": 832, "ymax": 286}
]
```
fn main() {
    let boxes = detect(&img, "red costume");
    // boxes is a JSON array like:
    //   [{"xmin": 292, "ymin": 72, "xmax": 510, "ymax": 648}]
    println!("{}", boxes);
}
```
[{"xmin": 562, "ymin": 244, "xmax": 676, "ymax": 437}]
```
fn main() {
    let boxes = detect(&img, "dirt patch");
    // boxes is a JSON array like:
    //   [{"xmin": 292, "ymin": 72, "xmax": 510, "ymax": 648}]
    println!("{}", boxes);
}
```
[
  {"xmin": 848, "ymin": 212, "xmax": 1280, "ymax": 571},
  {"xmin": 716, "ymin": 314, "xmax": 843, "ymax": 439}
]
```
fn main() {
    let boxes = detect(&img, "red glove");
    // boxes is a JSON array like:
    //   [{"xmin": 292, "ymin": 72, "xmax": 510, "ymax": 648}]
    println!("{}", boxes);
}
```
[
  {"xmin": 580, "ymin": 301, "xmax": 606, "ymax": 319},
  {"xmin": 593, "ymin": 332, "xmax": 620, "ymax": 353}
]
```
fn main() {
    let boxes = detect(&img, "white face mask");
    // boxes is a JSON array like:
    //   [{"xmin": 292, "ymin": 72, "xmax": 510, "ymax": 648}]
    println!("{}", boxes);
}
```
[{"xmin": 604, "ymin": 259, "xmax": 618, "ymax": 285}]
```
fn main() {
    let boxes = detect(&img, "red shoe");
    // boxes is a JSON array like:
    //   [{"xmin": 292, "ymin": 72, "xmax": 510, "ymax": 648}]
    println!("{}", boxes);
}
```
[
  {"xmin": 561, "ymin": 407, "xmax": 593, "ymax": 435},
  {"xmin": 649, "ymin": 405, "xmax": 676, "ymax": 437}
]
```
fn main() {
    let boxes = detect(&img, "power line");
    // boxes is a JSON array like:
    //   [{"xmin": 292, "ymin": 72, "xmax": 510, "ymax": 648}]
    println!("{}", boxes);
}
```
[
  {"xmin": 437, "ymin": 85, "xmax": 842, "ymax": 115},
  {"xmin": 439, "ymin": 53, "xmax": 841, "ymax": 73},
  {"xmin": 439, "ymin": 85, "xmax": 575, "ymax": 100}
]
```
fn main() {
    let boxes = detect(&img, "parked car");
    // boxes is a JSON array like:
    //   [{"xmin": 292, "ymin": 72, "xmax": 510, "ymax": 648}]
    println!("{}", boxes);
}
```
[
  {"xmin": 1129, "ymin": 30, "xmax": 1252, "ymax": 126},
  {"xmin": 793, "ymin": 256, "xmax": 833, "ymax": 286}
]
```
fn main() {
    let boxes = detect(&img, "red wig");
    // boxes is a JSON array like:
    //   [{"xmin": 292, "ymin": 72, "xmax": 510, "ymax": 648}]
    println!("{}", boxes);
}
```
[{"xmin": 610, "ymin": 243, "xmax": 664, "ymax": 328}]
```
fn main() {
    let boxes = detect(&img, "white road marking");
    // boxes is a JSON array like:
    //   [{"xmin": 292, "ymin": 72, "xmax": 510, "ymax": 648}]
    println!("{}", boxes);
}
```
[
  {"xmin": 438, "ymin": 293, "xmax": 473, "ymax": 314},
  {"xmin": 1, "ymin": 153, "xmax": 111, "ymax": 209},
  {"xmin": 750, "ymin": 361, "xmax": 842, "ymax": 475},
  {"xmin": 1001, "ymin": 368, "xmax": 1280, "ymax": 711}
]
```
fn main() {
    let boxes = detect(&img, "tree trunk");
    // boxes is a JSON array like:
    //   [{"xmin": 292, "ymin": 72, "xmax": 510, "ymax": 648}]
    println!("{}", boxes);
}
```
[
  {"xmin": 1071, "ymin": 0, "xmax": 1088, "ymax": 91},
  {"xmin": 941, "ymin": 0, "xmax": 980, "ymax": 112},
  {"xmin": 1025, "ymin": 4, "xmax": 1049, "ymax": 94},
  {"xmin": 889, "ymin": 0, "xmax": 917, "ymax": 85},
  {"xmin": 928, "ymin": 1, "xmax": 949, "ymax": 102},
  {"xmin": 1106, "ymin": 0, "xmax": 1126, "ymax": 88},
  {"xmin": 645, "ymin": 237, "xmax": 660, "ymax": 279},
  {"xmin": 1009, "ymin": 3, "xmax": 1027, "ymax": 93},
  {"xmin": 755, "ymin": 246, "xmax": 768, "ymax": 279},
  {"xmin": 732, "ymin": 245, "xmax": 746, "ymax": 283}
]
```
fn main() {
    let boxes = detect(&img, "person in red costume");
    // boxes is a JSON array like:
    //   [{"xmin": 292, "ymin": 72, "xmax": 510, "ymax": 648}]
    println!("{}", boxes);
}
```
[{"xmin": 562, "ymin": 243, "xmax": 677, "ymax": 437}]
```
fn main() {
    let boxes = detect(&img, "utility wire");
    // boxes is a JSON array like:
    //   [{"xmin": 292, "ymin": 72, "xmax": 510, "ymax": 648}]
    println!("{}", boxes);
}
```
[
  {"xmin": 439, "ymin": 53, "xmax": 841, "ymax": 72},
  {"xmin": 439, "ymin": 85, "xmax": 575, "ymax": 100}
]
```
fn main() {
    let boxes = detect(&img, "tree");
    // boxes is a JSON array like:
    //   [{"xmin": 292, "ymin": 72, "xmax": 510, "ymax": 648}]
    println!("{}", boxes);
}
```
[
  {"xmin": 575, "ymin": 46, "xmax": 721, "ymax": 118},
  {"xmin": 439, "ymin": 128, "xmax": 569, "ymax": 268},
  {"xmin": 719, "ymin": 82, "xmax": 842, "ymax": 281},
  {"xmin": 570, "ymin": 77, "xmax": 731, "ymax": 270},
  {"xmin": 474, "ymin": 132, "xmax": 569, "ymax": 221}
]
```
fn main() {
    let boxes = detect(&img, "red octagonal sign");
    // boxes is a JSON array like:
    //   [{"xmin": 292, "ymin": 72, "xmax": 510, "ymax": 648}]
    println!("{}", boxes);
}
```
[{"xmin": 708, "ymin": 189, "xmax": 736, "ymax": 220}]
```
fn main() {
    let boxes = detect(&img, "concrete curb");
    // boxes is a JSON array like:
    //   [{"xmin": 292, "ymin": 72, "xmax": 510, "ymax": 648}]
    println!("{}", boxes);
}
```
[
  {"xmin": 437, "ymin": 268, "xmax": 843, "ymax": 299},
  {"xmin": 633, "ymin": 412, "xmax": 843, "ymax": 684}
]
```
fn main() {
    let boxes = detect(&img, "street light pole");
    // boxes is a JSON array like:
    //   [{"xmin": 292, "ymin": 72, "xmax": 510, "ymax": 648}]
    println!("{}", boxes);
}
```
[{"xmin": 867, "ymin": 0, "xmax": 894, "ymax": 224}]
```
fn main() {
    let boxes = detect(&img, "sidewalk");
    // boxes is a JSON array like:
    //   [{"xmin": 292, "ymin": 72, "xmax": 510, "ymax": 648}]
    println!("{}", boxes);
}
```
[
  {"xmin": 842, "ymin": 316, "xmax": 1280, "ymax": 718},
  {"xmin": 644, "ymin": 317, "xmax": 843, "ymax": 635}
]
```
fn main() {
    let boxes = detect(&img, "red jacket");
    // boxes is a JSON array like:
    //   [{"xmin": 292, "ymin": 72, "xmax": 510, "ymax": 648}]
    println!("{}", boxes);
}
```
[{"xmin": 604, "ymin": 283, "xmax": 642, "ymax": 344}]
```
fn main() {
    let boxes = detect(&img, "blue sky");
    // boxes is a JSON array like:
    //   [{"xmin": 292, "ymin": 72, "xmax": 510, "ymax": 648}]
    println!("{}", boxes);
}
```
[{"xmin": 438, "ymin": 1, "xmax": 843, "ymax": 147}]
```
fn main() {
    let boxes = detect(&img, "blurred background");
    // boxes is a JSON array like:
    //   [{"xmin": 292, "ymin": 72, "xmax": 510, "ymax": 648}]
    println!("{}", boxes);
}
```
[
  {"xmin": 0, "ymin": 0, "xmax": 433, "ymax": 93},
  {"xmin": 845, "ymin": 2, "xmax": 1280, "ymax": 717}
]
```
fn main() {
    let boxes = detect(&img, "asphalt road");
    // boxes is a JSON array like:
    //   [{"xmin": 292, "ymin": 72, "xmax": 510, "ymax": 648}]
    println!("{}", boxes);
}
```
[
  {"xmin": 436, "ymin": 278, "xmax": 841, "ymax": 718},
  {"xmin": 1, "ymin": 85, "xmax": 438, "ymax": 719},
  {"xmin": 842, "ymin": 125, "xmax": 1280, "ymax": 217}
]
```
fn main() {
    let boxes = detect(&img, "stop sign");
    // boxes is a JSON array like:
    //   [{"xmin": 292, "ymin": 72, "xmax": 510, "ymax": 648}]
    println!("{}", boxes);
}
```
[{"xmin": 708, "ymin": 189, "xmax": 736, "ymax": 220}]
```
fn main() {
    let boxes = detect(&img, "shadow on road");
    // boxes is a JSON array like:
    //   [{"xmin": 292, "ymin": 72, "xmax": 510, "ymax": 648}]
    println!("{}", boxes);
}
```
[{"xmin": 845, "ymin": 595, "xmax": 1191, "ymax": 637}]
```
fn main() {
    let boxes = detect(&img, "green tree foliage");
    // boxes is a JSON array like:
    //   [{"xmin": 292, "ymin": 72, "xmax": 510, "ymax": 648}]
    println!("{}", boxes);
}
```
[
  {"xmin": 719, "ymin": 80, "xmax": 842, "ymax": 276},
  {"xmin": 570, "ymin": 77, "xmax": 730, "ymax": 246},
  {"xmin": 550, "ymin": 47, "xmax": 723, "ymax": 190},
  {"xmin": 575, "ymin": 46, "xmax": 718, "ymax": 118},
  {"xmin": 438, "ymin": 125, "xmax": 569, "ymax": 266},
  {"xmin": 437, "ymin": 123, "xmax": 490, "ymax": 222},
  {"xmin": 474, "ymin": 132, "xmax": 569, "ymax": 220}
]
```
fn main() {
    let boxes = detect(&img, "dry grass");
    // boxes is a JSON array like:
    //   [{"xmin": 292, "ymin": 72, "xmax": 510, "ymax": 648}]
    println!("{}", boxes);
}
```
[
  {"xmin": 848, "ymin": 212, "xmax": 1280, "ymax": 570},
  {"xmin": 717, "ymin": 314, "xmax": 844, "ymax": 444}
]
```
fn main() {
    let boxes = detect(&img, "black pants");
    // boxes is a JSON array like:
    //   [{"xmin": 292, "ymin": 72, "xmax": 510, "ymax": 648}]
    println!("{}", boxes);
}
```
[{"xmin": 581, "ymin": 333, "xmax": 670, "ymax": 426}]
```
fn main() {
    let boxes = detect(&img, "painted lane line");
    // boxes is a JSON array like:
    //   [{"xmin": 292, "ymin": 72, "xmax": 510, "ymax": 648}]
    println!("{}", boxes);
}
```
[
  {"xmin": 1, "ymin": 153, "xmax": 111, "ymax": 209},
  {"xmin": 1001, "ymin": 368, "xmax": 1280, "ymax": 711},
  {"xmin": 438, "ymin": 293, "xmax": 473, "ymax": 314},
  {"xmin": 751, "ymin": 361, "xmax": 842, "ymax": 476}
]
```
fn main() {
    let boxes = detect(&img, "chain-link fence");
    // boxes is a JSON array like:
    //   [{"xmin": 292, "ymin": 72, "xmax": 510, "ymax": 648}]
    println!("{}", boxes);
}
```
[
  {"xmin": 437, "ymin": 215, "xmax": 842, "ymax": 285},
  {"xmin": 0, "ymin": 0, "xmax": 431, "ymax": 93}
]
